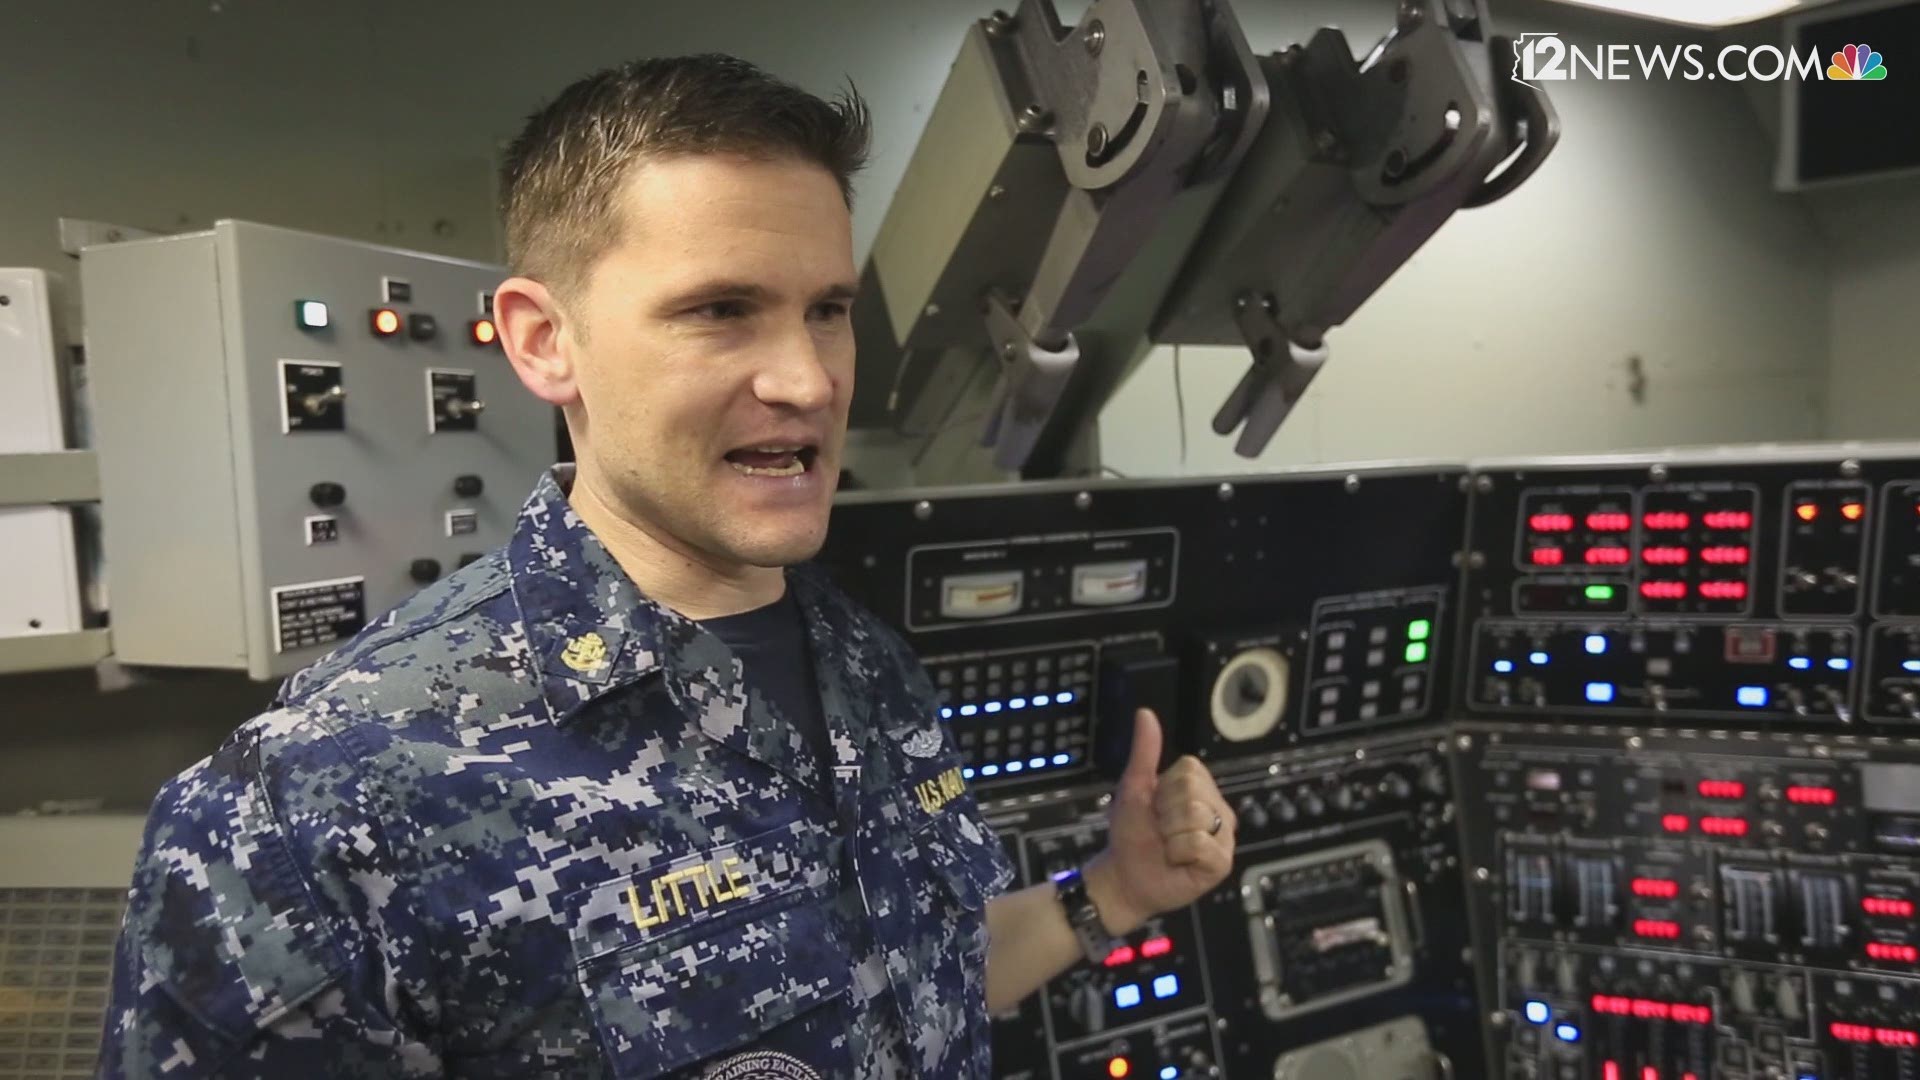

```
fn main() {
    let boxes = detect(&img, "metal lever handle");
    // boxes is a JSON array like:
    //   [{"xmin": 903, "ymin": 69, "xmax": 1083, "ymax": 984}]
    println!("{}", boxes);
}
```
[{"xmin": 1463, "ymin": 35, "xmax": 1560, "ymax": 208}]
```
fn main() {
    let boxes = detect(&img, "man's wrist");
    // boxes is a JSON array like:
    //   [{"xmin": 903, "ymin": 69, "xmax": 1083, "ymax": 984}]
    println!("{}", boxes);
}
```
[{"xmin": 1081, "ymin": 855, "xmax": 1148, "ymax": 938}]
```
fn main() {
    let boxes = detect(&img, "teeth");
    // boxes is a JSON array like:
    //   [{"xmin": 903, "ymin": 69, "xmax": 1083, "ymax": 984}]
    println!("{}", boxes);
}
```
[{"xmin": 730, "ymin": 457, "xmax": 807, "ymax": 478}]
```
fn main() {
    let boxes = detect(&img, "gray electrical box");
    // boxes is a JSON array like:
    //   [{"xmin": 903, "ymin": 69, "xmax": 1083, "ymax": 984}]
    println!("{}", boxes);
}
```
[{"xmin": 81, "ymin": 221, "xmax": 549, "ymax": 679}]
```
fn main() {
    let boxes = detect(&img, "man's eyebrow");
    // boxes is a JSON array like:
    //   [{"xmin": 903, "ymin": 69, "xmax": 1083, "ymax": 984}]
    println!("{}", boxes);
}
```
[{"xmin": 657, "ymin": 280, "xmax": 776, "ymax": 308}]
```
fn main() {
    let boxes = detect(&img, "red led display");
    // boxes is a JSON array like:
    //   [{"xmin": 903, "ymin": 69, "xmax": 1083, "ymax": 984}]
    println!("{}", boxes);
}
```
[
  {"xmin": 1586, "ymin": 546, "xmax": 1633, "ymax": 566},
  {"xmin": 1103, "ymin": 945, "xmax": 1136, "ymax": 967},
  {"xmin": 1531, "ymin": 547, "xmax": 1566, "ymax": 566},
  {"xmin": 1881, "ymin": 1028, "xmax": 1920, "ymax": 1048},
  {"xmin": 1642, "ymin": 1068, "xmax": 1658, "ymax": 1080},
  {"xmin": 1700, "ymin": 546, "xmax": 1750, "ymax": 565},
  {"xmin": 1867, "ymin": 941, "xmax": 1919, "ymax": 963},
  {"xmin": 1662, "ymin": 814, "xmax": 1691, "ymax": 833},
  {"xmin": 1832, "ymin": 1022, "xmax": 1876, "ymax": 1043},
  {"xmin": 1864, "ymin": 897, "xmax": 1916, "ymax": 918},
  {"xmin": 1697, "ymin": 779, "xmax": 1746, "ymax": 800},
  {"xmin": 1643, "ymin": 546, "xmax": 1690, "ymax": 565},
  {"xmin": 1641, "ymin": 581, "xmax": 1688, "ymax": 600},
  {"xmin": 1703, "ymin": 510, "xmax": 1753, "ymax": 530},
  {"xmin": 1699, "ymin": 581, "xmax": 1748, "ymax": 601},
  {"xmin": 1831, "ymin": 1023, "xmax": 1920, "ymax": 1051},
  {"xmin": 1632, "ymin": 877, "xmax": 1680, "ymax": 899},
  {"xmin": 1787, "ymin": 785, "xmax": 1837, "ymax": 806},
  {"xmin": 1530, "ymin": 513, "xmax": 1575, "ymax": 532},
  {"xmin": 1633, "ymin": 918, "xmax": 1682, "ymax": 939},
  {"xmin": 1587, "ymin": 512, "xmax": 1633, "ymax": 532},
  {"xmin": 1700, "ymin": 816, "xmax": 1749, "ymax": 837},
  {"xmin": 1140, "ymin": 937, "xmax": 1172, "ymax": 958},
  {"xmin": 1603, "ymin": 1064, "xmax": 1621, "ymax": 1080},
  {"xmin": 1643, "ymin": 511, "xmax": 1690, "ymax": 530},
  {"xmin": 1591, "ymin": 995, "xmax": 1710, "ymax": 1024}
]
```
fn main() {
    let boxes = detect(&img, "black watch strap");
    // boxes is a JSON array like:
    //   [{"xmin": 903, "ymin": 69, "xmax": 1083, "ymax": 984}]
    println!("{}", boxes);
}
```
[{"xmin": 1051, "ymin": 867, "xmax": 1122, "ymax": 964}]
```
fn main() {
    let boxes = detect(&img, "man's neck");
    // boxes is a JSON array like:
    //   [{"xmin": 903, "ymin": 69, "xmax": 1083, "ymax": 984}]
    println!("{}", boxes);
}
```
[{"xmin": 566, "ymin": 469, "xmax": 785, "ymax": 621}]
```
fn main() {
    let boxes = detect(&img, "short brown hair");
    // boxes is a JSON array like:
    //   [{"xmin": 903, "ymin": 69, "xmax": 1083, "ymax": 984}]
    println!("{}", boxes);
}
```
[{"xmin": 500, "ymin": 54, "xmax": 871, "ymax": 304}]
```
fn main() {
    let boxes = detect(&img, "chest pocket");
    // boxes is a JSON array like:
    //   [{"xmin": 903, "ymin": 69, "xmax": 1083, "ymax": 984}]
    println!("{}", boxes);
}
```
[{"xmin": 567, "ymin": 822, "xmax": 854, "ymax": 1079}]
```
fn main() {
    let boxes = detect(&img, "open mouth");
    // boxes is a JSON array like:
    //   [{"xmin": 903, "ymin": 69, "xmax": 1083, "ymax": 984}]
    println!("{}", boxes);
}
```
[{"xmin": 724, "ymin": 444, "xmax": 819, "ymax": 478}]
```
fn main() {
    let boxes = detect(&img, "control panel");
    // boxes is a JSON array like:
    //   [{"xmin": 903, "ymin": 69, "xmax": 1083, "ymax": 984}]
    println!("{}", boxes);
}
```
[{"xmin": 79, "ymin": 221, "xmax": 547, "ymax": 677}]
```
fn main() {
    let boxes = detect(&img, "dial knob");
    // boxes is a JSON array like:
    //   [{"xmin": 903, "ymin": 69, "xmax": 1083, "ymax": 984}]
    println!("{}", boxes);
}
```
[
  {"xmin": 1383, "ymin": 772, "xmax": 1413, "ymax": 800},
  {"xmin": 453, "ymin": 474, "xmax": 484, "ymax": 498},
  {"xmin": 1267, "ymin": 792, "xmax": 1298, "ymax": 824},
  {"xmin": 309, "ymin": 481, "xmax": 346, "ymax": 508},
  {"xmin": 1299, "ymin": 791, "xmax": 1326, "ymax": 818},
  {"xmin": 1236, "ymin": 795, "xmax": 1270, "ymax": 831},
  {"xmin": 409, "ymin": 558, "xmax": 442, "ymax": 584},
  {"xmin": 447, "ymin": 398, "xmax": 487, "ymax": 418},
  {"xmin": 301, "ymin": 385, "xmax": 345, "ymax": 416}
]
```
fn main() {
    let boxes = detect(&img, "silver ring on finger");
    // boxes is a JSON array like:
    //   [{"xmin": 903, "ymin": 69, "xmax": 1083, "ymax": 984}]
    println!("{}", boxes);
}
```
[{"xmin": 1207, "ymin": 811, "xmax": 1224, "ymax": 837}]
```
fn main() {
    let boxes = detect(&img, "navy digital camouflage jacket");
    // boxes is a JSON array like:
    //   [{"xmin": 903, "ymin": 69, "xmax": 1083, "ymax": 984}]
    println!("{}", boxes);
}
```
[{"xmin": 100, "ymin": 467, "xmax": 1016, "ymax": 1078}]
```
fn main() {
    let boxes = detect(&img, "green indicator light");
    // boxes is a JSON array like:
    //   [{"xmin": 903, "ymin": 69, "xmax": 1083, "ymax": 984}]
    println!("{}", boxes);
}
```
[
  {"xmin": 1405, "ymin": 641, "xmax": 1429, "ymax": 664},
  {"xmin": 1585, "ymin": 584, "xmax": 1616, "ymax": 601},
  {"xmin": 1407, "ymin": 619, "xmax": 1432, "ymax": 641}
]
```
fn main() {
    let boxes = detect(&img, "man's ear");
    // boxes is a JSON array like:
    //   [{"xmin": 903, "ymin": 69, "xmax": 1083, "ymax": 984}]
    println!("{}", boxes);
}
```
[{"xmin": 494, "ymin": 276, "xmax": 581, "ymax": 408}]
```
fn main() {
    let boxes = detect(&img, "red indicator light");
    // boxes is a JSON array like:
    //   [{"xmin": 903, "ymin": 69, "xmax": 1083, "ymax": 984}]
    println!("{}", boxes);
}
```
[
  {"xmin": 1633, "ymin": 877, "xmax": 1681, "ymax": 899},
  {"xmin": 1108, "ymin": 1057, "xmax": 1131, "ymax": 1079},
  {"xmin": 1631, "ymin": 999, "xmax": 1671, "ymax": 1020},
  {"xmin": 1704, "ymin": 510, "xmax": 1753, "ymax": 530},
  {"xmin": 1643, "ymin": 511, "xmax": 1690, "ymax": 530},
  {"xmin": 1787, "ymin": 785, "xmax": 1836, "ymax": 806},
  {"xmin": 1641, "ymin": 581, "xmax": 1689, "ymax": 600},
  {"xmin": 1633, "ymin": 918, "xmax": 1682, "ymax": 939},
  {"xmin": 1643, "ymin": 546, "xmax": 1690, "ymax": 565},
  {"xmin": 1700, "ymin": 816, "xmax": 1749, "ymax": 837},
  {"xmin": 1140, "ymin": 937, "xmax": 1172, "ymax": 959},
  {"xmin": 1866, "ymin": 941, "xmax": 1920, "ymax": 963},
  {"xmin": 1700, "ymin": 546, "xmax": 1750, "ymax": 565},
  {"xmin": 1878, "ymin": 1028, "xmax": 1920, "ymax": 1047},
  {"xmin": 1697, "ymin": 779, "xmax": 1747, "ymax": 800},
  {"xmin": 1662, "ymin": 814, "xmax": 1691, "ymax": 833},
  {"xmin": 1864, "ymin": 897, "xmax": 1917, "ymax": 918},
  {"xmin": 1587, "ymin": 512, "xmax": 1632, "ymax": 532},
  {"xmin": 1796, "ymin": 503, "xmax": 1820, "ymax": 523},
  {"xmin": 1103, "ymin": 945, "xmax": 1136, "ymax": 967},
  {"xmin": 1843, "ymin": 502, "xmax": 1865, "ymax": 522},
  {"xmin": 1586, "ymin": 546, "xmax": 1632, "ymax": 566},
  {"xmin": 1833, "ymin": 1022, "xmax": 1876, "ymax": 1043},
  {"xmin": 1675, "ymin": 1004, "xmax": 1713, "ymax": 1025},
  {"xmin": 470, "ymin": 318, "xmax": 498, "ymax": 345},
  {"xmin": 1530, "ymin": 547, "xmax": 1566, "ymax": 566},
  {"xmin": 1530, "ymin": 513, "xmax": 1575, "ymax": 532},
  {"xmin": 1593, "ymin": 995, "xmax": 1633, "ymax": 1015},
  {"xmin": 1700, "ymin": 581, "xmax": 1748, "ymax": 601},
  {"xmin": 370, "ymin": 308, "xmax": 402, "ymax": 336},
  {"xmin": 1604, "ymin": 1064, "xmax": 1621, "ymax": 1080},
  {"xmin": 1643, "ymin": 1068, "xmax": 1659, "ymax": 1080}
]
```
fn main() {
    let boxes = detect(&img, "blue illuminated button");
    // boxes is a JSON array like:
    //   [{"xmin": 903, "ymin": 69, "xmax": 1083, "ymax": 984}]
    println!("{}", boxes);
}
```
[
  {"xmin": 1160, "ymin": 1069, "xmax": 1179, "ymax": 1080},
  {"xmin": 1152, "ymin": 974, "xmax": 1179, "ymax": 999},
  {"xmin": 1789, "ymin": 657, "xmax": 1812, "ymax": 671},
  {"xmin": 1906, "ymin": 660, "xmax": 1920, "ymax": 674},
  {"xmin": 985, "ymin": 701, "xmax": 1003, "ymax": 714},
  {"xmin": 1033, "ymin": 695, "xmax": 1051, "ymax": 706},
  {"xmin": 1006, "ymin": 761, "xmax": 1024, "ymax": 774},
  {"xmin": 1053, "ymin": 753, "xmax": 1071, "ymax": 766},
  {"xmin": 960, "ymin": 705, "xmax": 978, "ymax": 717},
  {"xmin": 1010, "ymin": 697, "xmax": 1027, "ymax": 709},
  {"xmin": 1585, "ymin": 682, "xmax": 1615, "ymax": 704},
  {"xmin": 1523, "ymin": 1001, "xmax": 1551, "ymax": 1025},
  {"xmin": 1828, "ymin": 657, "xmax": 1852, "ymax": 671},
  {"xmin": 940, "ymin": 707, "xmax": 953, "ymax": 719},
  {"xmin": 961, "ymin": 768, "xmax": 975, "ymax": 780},
  {"xmin": 1585, "ymin": 634, "xmax": 1608, "ymax": 655},
  {"xmin": 1057, "ymin": 691, "xmax": 1076, "ymax": 704},
  {"xmin": 1555, "ymin": 1023, "xmax": 1581, "ymax": 1043},
  {"xmin": 981, "ymin": 765, "xmax": 1000, "ymax": 777},
  {"xmin": 1530, "ymin": 652, "xmax": 1550, "ymax": 665},
  {"xmin": 1029, "ymin": 757, "xmax": 1046, "ymax": 770},
  {"xmin": 1115, "ymin": 984, "xmax": 1142, "ymax": 1009},
  {"xmin": 1737, "ymin": 686, "xmax": 1769, "ymax": 708},
  {"xmin": 1494, "ymin": 660, "xmax": 1515, "ymax": 674}
]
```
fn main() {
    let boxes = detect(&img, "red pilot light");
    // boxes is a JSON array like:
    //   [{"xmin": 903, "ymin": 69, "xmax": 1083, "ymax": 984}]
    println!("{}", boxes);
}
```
[
  {"xmin": 1642, "ymin": 1068, "xmax": 1659, "ymax": 1080},
  {"xmin": 1842, "ymin": 502, "xmax": 1866, "ymax": 522},
  {"xmin": 1633, "ymin": 919, "xmax": 1682, "ymax": 939},
  {"xmin": 469, "ymin": 318, "xmax": 498, "ymax": 345},
  {"xmin": 1140, "ymin": 937, "xmax": 1173, "ymax": 959},
  {"xmin": 1698, "ymin": 779, "xmax": 1747, "ymax": 800},
  {"xmin": 1632, "ymin": 878, "xmax": 1681, "ymax": 899},
  {"xmin": 1704, "ymin": 510, "xmax": 1753, "ymax": 530},
  {"xmin": 1586, "ymin": 546, "xmax": 1632, "ymax": 566},
  {"xmin": 1530, "ymin": 513, "xmax": 1575, "ymax": 532},
  {"xmin": 1531, "ymin": 547, "xmax": 1566, "ymax": 566},
  {"xmin": 1587, "ymin": 512, "xmax": 1632, "ymax": 532},
  {"xmin": 370, "ymin": 307, "xmax": 403, "ymax": 336},
  {"xmin": 1103, "ymin": 945, "xmax": 1137, "ymax": 967},
  {"xmin": 1867, "ymin": 942, "xmax": 1920, "ymax": 963},
  {"xmin": 1642, "ymin": 581, "xmax": 1689, "ymax": 601},
  {"xmin": 1701, "ymin": 546, "xmax": 1750, "ymax": 565},
  {"xmin": 1700, "ymin": 581, "xmax": 1749, "ymax": 601},
  {"xmin": 1699, "ymin": 816, "xmax": 1749, "ymax": 837},
  {"xmin": 1107, "ymin": 1057, "xmax": 1131, "ymax": 1079},
  {"xmin": 1877, "ymin": 1027, "xmax": 1920, "ymax": 1047},
  {"xmin": 1795, "ymin": 503, "xmax": 1820, "ymax": 523},
  {"xmin": 1787, "ymin": 785, "xmax": 1836, "ymax": 806},
  {"xmin": 1833, "ymin": 1022, "xmax": 1876, "ymax": 1043},
  {"xmin": 1643, "ymin": 511, "xmax": 1690, "ymax": 530},
  {"xmin": 1604, "ymin": 1064, "xmax": 1621, "ymax": 1080},
  {"xmin": 1864, "ymin": 897, "xmax": 1916, "ymax": 918},
  {"xmin": 1662, "ymin": 814, "xmax": 1691, "ymax": 833},
  {"xmin": 1643, "ymin": 546, "xmax": 1690, "ymax": 565}
]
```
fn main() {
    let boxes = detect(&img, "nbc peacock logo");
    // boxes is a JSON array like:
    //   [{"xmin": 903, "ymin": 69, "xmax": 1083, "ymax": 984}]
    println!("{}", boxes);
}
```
[{"xmin": 1828, "ymin": 43, "xmax": 1888, "ymax": 80}]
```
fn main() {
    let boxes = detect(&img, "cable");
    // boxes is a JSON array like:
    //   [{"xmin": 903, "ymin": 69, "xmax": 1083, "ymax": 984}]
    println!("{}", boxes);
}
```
[{"xmin": 1173, "ymin": 345, "xmax": 1188, "ymax": 469}]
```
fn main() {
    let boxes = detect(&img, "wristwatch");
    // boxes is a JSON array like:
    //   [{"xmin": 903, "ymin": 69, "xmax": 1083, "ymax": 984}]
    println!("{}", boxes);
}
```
[{"xmin": 1051, "ymin": 866, "xmax": 1124, "ymax": 964}]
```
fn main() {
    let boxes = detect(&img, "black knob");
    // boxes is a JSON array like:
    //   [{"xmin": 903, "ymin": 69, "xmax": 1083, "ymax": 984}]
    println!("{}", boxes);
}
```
[
  {"xmin": 1332, "ymin": 785, "xmax": 1355, "ymax": 812},
  {"xmin": 309, "ymin": 481, "xmax": 346, "ymax": 508},
  {"xmin": 408, "ymin": 313, "xmax": 438, "ymax": 341},
  {"xmin": 1421, "ymin": 765, "xmax": 1448, "ymax": 795},
  {"xmin": 1384, "ymin": 773, "xmax": 1413, "ymax": 801},
  {"xmin": 1299, "ymin": 791, "xmax": 1326, "ymax": 818},
  {"xmin": 1237, "ymin": 795, "xmax": 1270, "ymax": 831},
  {"xmin": 1267, "ymin": 792, "xmax": 1298, "ymax": 823},
  {"xmin": 453, "ymin": 474, "xmax": 484, "ymax": 498},
  {"xmin": 409, "ymin": 558, "xmax": 442, "ymax": 584}
]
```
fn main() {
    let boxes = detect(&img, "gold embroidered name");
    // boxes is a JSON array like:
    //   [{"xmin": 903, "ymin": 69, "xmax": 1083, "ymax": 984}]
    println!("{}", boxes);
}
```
[
  {"xmin": 625, "ymin": 857, "xmax": 753, "ymax": 930},
  {"xmin": 915, "ymin": 767, "xmax": 966, "ymax": 815}
]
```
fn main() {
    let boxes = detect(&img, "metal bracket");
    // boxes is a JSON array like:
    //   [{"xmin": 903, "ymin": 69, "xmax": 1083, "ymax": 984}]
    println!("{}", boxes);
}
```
[
  {"xmin": 979, "ymin": 291, "xmax": 1082, "ymax": 470},
  {"xmin": 1212, "ymin": 293, "xmax": 1328, "ymax": 458}
]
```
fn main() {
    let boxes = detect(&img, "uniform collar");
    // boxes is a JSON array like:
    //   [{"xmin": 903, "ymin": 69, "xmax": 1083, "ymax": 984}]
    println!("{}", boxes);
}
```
[{"xmin": 507, "ymin": 467, "xmax": 880, "ymax": 792}]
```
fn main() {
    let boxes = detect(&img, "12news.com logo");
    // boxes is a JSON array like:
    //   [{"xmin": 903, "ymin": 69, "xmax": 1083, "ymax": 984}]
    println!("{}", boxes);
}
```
[{"xmin": 1512, "ymin": 31, "xmax": 1888, "ymax": 87}]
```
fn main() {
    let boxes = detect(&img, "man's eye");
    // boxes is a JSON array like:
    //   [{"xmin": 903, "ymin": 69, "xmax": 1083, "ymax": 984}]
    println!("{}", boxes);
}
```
[
  {"xmin": 811, "ymin": 301, "xmax": 850, "ymax": 322},
  {"xmin": 695, "ymin": 300, "xmax": 748, "ymax": 320}
]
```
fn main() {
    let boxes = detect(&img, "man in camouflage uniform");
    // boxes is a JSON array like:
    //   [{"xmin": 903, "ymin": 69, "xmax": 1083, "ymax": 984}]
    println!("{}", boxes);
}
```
[{"xmin": 101, "ymin": 55, "xmax": 1238, "ymax": 1078}]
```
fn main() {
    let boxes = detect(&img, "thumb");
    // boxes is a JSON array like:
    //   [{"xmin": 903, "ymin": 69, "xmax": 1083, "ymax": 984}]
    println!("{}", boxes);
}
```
[{"xmin": 1119, "ymin": 708, "xmax": 1164, "ymax": 795}]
